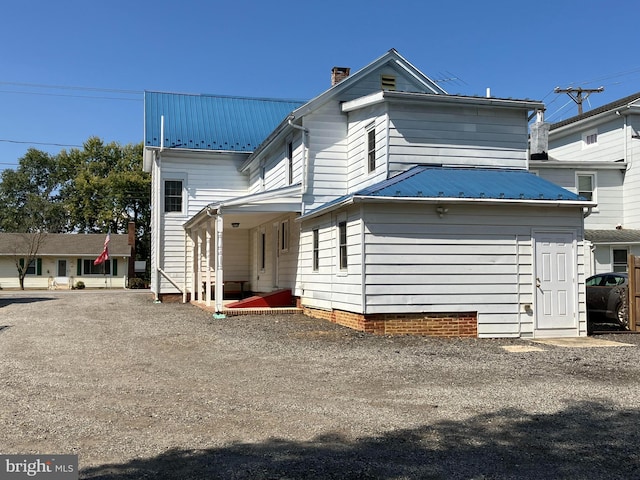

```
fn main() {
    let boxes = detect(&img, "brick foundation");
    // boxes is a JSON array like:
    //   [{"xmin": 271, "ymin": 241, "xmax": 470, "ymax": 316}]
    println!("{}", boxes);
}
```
[{"xmin": 302, "ymin": 307, "xmax": 478, "ymax": 337}]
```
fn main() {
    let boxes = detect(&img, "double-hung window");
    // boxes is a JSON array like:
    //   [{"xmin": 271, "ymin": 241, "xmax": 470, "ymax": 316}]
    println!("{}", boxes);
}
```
[
  {"xmin": 367, "ymin": 123, "xmax": 376, "ymax": 173},
  {"xmin": 164, "ymin": 180, "xmax": 183, "ymax": 213},
  {"xmin": 338, "ymin": 221, "xmax": 347, "ymax": 270},
  {"xmin": 613, "ymin": 249, "xmax": 628, "ymax": 273},
  {"xmin": 83, "ymin": 259, "xmax": 112, "ymax": 275},
  {"xmin": 287, "ymin": 141, "xmax": 294, "ymax": 185},
  {"xmin": 576, "ymin": 173, "xmax": 596, "ymax": 202},
  {"xmin": 312, "ymin": 229, "xmax": 319, "ymax": 271}
]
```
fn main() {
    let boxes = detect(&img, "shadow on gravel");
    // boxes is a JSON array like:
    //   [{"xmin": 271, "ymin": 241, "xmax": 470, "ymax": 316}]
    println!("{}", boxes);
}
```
[
  {"xmin": 0, "ymin": 297, "xmax": 55, "ymax": 308},
  {"xmin": 81, "ymin": 401, "xmax": 639, "ymax": 480}
]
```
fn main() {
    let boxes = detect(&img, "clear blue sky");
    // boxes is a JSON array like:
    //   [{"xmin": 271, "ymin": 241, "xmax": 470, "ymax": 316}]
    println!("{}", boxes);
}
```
[{"xmin": 1, "ymin": 0, "xmax": 638, "ymax": 172}]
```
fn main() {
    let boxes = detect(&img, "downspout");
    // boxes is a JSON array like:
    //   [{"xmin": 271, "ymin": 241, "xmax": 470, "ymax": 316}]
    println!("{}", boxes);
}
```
[
  {"xmin": 515, "ymin": 234, "xmax": 522, "ymax": 337},
  {"xmin": 153, "ymin": 115, "xmax": 165, "ymax": 303},
  {"xmin": 154, "ymin": 150, "xmax": 162, "ymax": 302},
  {"xmin": 288, "ymin": 117, "xmax": 309, "ymax": 209}
]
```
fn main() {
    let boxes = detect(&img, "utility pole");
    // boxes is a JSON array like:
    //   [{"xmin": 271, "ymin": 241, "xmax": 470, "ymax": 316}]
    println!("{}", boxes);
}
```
[{"xmin": 554, "ymin": 86, "xmax": 604, "ymax": 115}]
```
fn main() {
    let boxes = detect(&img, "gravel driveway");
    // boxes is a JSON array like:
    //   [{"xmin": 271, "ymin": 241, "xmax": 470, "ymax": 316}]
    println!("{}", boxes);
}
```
[{"xmin": 1, "ymin": 290, "xmax": 639, "ymax": 479}]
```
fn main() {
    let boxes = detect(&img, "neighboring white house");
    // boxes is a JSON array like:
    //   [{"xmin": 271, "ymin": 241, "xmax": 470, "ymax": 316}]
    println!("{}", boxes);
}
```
[
  {"xmin": 144, "ymin": 49, "xmax": 594, "ymax": 338},
  {"xmin": 0, "ymin": 232, "xmax": 133, "ymax": 289},
  {"xmin": 531, "ymin": 92, "xmax": 640, "ymax": 275}
]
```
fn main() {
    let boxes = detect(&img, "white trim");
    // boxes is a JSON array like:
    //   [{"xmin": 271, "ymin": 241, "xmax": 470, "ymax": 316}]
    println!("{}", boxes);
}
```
[{"xmin": 576, "ymin": 171, "xmax": 597, "ymax": 204}]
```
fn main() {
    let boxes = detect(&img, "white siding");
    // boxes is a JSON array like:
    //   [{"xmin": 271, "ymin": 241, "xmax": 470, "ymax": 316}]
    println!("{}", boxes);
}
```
[
  {"xmin": 298, "ymin": 202, "xmax": 586, "ymax": 338},
  {"xmin": 337, "ymin": 64, "xmax": 438, "ymax": 101},
  {"xmin": 549, "ymin": 117, "xmax": 626, "ymax": 162},
  {"xmin": 346, "ymin": 105, "xmax": 389, "ymax": 192},
  {"xmin": 302, "ymin": 102, "xmax": 349, "ymax": 211},
  {"xmin": 152, "ymin": 150, "xmax": 250, "ymax": 294},
  {"xmin": 623, "ymin": 115, "xmax": 640, "ymax": 228},
  {"xmin": 537, "ymin": 167, "xmax": 625, "ymax": 229},
  {"xmin": 247, "ymin": 133, "xmax": 305, "ymax": 193},
  {"xmin": 387, "ymin": 103, "xmax": 529, "ymax": 173},
  {"xmin": 299, "ymin": 206, "xmax": 363, "ymax": 312}
]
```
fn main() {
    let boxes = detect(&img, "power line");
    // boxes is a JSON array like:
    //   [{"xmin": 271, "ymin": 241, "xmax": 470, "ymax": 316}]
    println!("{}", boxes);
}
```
[
  {"xmin": 0, "ymin": 89, "xmax": 142, "ymax": 101},
  {"xmin": 0, "ymin": 80, "xmax": 141, "ymax": 95},
  {"xmin": 0, "ymin": 139, "xmax": 83, "ymax": 148}
]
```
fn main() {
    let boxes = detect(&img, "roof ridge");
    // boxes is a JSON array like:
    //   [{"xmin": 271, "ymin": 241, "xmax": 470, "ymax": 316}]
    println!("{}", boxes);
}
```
[{"xmin": 144, "ymin": 90, "xmax": 307, "ymax": 104}]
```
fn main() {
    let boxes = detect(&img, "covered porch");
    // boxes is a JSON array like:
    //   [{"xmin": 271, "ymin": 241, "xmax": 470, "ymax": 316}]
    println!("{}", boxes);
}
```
[{"xmin": 182, "ymin": 185, "xmax": 302, "ymax": 313}]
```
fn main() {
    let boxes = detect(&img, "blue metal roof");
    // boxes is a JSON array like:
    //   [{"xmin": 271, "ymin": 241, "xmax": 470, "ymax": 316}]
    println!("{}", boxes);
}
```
[
  {"xmin": 302, "ymin": 166, "xmax": 588, "ymax": 219},
  {"xmin": 144, "ymin": 92, "xmax": 306, "ymax": 152},
  {"xmin": 359, "ymin": 166, "xmax": 587, "ymax": 201}
]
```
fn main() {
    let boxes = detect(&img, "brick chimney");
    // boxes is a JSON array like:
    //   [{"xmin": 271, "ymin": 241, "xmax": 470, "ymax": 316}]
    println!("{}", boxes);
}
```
[{"xmin": 331, "ymin": 67, "xmax": 350, "ymax": 86}]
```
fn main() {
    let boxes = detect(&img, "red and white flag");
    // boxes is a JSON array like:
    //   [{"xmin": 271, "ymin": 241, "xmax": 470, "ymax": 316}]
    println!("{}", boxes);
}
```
[{"xmin": 94, "ymin": 231, "xmax": 110, "ymax": 265}]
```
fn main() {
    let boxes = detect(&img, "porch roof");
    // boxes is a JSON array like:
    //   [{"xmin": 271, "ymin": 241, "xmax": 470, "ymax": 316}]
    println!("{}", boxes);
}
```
[
  {"xmin": 300, "ymin": 166, "xmax": 595, "ymax": 220},
  {"xmin": 586, "ymin": 229, "xmax": 640, "ymax": 245},
  {"xmin": 184, "ymin": 184, "xmax": 302, "ymax": 230}
]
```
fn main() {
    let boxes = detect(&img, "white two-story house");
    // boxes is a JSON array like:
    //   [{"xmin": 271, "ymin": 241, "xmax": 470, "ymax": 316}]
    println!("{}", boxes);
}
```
[
  {"xmin": 531, "ymin": 92, "xmax": 640, "ymax": 275},
  {"xmin": 144, "ymin": 49, "xmax": 593, "ymax": 338}
]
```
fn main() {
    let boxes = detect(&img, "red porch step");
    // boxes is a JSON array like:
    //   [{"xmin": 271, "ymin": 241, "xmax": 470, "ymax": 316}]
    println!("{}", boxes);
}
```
[{"xmin": 225, "ymin": 289, "xmax": 293, "ymax": 308}]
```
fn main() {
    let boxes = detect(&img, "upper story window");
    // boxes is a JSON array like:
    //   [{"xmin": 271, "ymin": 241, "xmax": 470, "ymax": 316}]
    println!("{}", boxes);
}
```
[
  {"xmin": 576, "ymin": 172, "xmax": 596, "ymax": 202},
  {"xmin": 164, "ymin": 180, "xmax": 183, "ymax": 213},
  {"xmin": 312, "ymin": 229, "xmax": 319, "ymax": 271},
  {"xmin": 287, "ymin": 141, "xmax": 294, "ymax": 185},
  {"xmin": 367, "ymin": 123, "xmax": 376, "ymax": 173},
  {"xmin": 582, "ymin": 129, "xmax": 598, "ymax": 148}
]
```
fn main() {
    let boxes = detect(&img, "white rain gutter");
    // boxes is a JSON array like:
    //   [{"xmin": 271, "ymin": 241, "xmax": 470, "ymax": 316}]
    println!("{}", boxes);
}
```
[{"xmin": 299, "ymin": 196, "xmax": 596, "ymax": 221}]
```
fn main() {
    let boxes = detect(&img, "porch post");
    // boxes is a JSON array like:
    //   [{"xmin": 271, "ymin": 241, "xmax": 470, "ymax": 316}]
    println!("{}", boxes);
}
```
[
  {"xmin": 205, "ymin": 221, "xmax": 212, "ymax": 307},
  {"xmin": 189, "ymin": 229, "xmax": 197, "ymax": 302},
  {"xmin": 195, "ymin": 228, "xmax": 202, "ymax": 302},
  {"xmin": 215, "ymin": 214, "xmax": 224, "ymax": 312}
]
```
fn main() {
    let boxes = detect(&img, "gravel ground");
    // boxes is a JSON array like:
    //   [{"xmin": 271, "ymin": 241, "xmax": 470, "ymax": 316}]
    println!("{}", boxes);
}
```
[{"xmin": 1, "ymin": 290, "xmax": 639, "ymax": 479}]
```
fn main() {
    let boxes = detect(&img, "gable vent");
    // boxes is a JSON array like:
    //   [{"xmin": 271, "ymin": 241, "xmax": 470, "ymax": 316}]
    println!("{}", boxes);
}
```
[{"xmin": 381, "ymin": 74, "xmax": 396, "ymax": 91}]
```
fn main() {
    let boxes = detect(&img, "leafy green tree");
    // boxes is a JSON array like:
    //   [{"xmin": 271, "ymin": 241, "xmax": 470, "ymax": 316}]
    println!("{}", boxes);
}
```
[
  {"xmin": 58, "ymin": 137, "xmax": 151, "ymax": 269},
  {"xmin": 0, "ymin": 148, "xmax": 67, "ymax": 232},
  {"xmin": 0, "ymin": 138, "xmax": 151, "ymax": 286}
]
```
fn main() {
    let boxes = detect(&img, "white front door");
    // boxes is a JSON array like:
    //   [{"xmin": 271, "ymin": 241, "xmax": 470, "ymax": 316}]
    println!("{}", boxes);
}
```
[{"xmin": 534, "ymin": 231, "xmax": 577, "ymax": 336}]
